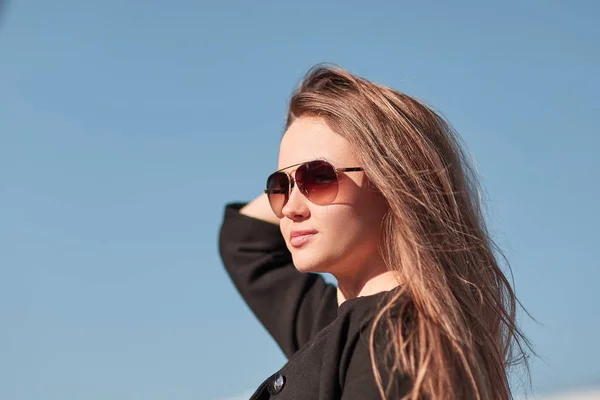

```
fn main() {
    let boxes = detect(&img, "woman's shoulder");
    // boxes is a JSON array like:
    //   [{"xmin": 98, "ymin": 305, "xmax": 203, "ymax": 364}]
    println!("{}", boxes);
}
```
[
  {"xmin": 300, "ymin": 286, "xmax": 405, "ymax": 370},
  {"xmin": 337, "ymin": 286, "xmax": 404, "ymax": 328},
  {"xmin": 312, "ymin": 286, "xmax": 409, "ymax": 397}
]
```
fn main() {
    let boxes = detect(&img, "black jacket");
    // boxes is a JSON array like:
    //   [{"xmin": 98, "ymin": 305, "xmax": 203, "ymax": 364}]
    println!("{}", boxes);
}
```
[{"xmin": 219, "ymin": 203, "xmax": 410, "ymax": 400}]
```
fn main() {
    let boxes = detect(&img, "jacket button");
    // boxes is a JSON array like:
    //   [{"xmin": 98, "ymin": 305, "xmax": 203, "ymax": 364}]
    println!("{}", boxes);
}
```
[{"xmin": 267, "ymin": 372, "xmax": 285, "ymax": 395}]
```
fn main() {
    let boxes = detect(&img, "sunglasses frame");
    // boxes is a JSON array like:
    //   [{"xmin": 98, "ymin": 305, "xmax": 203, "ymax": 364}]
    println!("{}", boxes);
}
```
[{"xmin": 264, "ymin": 159, "xmax": 364, "ymax": 215}]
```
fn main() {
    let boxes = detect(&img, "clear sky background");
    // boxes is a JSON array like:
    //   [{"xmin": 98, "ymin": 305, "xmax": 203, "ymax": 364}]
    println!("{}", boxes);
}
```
[{"xmin": 1, "ymin": 1, "xmax": 598, "ymax": 399}]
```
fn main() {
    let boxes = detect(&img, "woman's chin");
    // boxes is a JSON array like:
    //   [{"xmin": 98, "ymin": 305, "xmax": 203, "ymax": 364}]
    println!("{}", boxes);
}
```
[
  {"xmin": 292, "ymin": 262, "xmax": 321, "ymax": 274},
  {"xmin": 291, "ymin": 253, "xmax": 328, "ymax": 274}
]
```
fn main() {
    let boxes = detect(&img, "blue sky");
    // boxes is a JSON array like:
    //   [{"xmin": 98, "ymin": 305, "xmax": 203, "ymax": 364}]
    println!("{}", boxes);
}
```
[{"xmin": 1, "ymin": 1, "xmax": 598, "ymax": 399}]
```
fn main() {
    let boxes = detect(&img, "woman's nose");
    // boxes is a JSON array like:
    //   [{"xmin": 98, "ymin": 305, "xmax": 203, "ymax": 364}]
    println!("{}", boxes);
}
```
[{"xmin": 281, "ymin": 181, "xmax": 310, "ymax": 221}]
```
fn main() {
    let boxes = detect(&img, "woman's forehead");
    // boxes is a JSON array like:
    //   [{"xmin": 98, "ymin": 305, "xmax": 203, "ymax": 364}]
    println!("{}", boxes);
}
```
[{"xmin": 278, "ymin": 117, "xmax": 358, "ymax": 169}]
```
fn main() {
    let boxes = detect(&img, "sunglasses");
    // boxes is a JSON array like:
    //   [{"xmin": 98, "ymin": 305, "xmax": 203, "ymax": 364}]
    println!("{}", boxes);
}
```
[{"xmin": 265, "ymin": 159, "xmax": 364, "ymax": 218}]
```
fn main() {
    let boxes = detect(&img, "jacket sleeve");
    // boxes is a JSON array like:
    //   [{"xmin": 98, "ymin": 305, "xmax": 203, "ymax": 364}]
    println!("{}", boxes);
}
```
[{"xmin": 218, "ymin": 202, "xmax": 338, "ymax": 357}]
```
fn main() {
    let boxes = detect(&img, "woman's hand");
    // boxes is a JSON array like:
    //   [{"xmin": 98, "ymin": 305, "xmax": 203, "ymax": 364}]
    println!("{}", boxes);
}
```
[{"xmin": 240, "ymin": 193, "xmax": 281, "ymax": 225}]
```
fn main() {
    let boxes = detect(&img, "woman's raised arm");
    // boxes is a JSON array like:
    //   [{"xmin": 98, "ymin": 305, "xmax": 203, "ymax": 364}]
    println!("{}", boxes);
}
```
[{"xmin": 219, "ymin": 194, "xmax": 338, "ymax": 357}]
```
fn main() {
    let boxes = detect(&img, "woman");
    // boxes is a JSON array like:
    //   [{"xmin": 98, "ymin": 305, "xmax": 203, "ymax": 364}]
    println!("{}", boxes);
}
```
[{"xmin": 219, "ymin": 65, "xmax": 531, "ymax": 399}]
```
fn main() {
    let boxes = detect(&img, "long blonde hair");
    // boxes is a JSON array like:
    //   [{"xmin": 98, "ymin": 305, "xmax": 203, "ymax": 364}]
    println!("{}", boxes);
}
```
[{"xmin": 286, "ymin": 65, "xmax": 532, "ymax": 400}]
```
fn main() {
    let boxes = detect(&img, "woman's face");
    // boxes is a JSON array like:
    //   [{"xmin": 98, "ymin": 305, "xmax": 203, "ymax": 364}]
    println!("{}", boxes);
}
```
[{"xmin": 277, "ymin": 117, "xmax": 388, "ymax": 279}]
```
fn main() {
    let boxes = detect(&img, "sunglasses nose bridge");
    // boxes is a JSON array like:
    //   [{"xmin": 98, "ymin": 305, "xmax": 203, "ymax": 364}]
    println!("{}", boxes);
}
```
[
  {"xmin": 287, "ymin": 171, "xmax": 295, "ymax": 193},
  {"xmin": 287, "ymin": 170, "xmax": 310, "ymax": 201},
  {"xmin": 291, "ymin": 169, "xmax": 311, "ymax": 197}
]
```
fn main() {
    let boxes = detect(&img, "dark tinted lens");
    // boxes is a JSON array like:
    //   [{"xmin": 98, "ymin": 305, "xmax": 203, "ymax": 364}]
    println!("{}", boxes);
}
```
[
  {"xmin": 266, "ymin": 172, "xmax": 289, "ymax": 217},
  {"xmin": 296, "ymin": 160, "xmax": 338, "ymax": 205}
]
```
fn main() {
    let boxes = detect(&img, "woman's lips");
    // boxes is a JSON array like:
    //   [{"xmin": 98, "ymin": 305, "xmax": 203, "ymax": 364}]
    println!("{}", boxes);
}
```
[{"xmin": 290, "ymin": 230, "xmax": 318, "ymax": 248}]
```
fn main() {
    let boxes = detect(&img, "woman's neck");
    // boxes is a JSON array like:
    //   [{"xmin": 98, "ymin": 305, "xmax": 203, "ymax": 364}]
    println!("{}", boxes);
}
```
[{"xmin": 335, "ymin": 268, "xmax": 400, "ymax": 306}]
